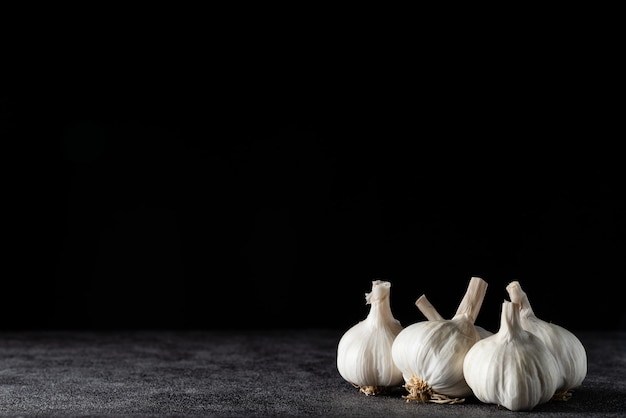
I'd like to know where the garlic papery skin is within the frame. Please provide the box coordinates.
[415,294,493,339]
[506,280,588,400]
[463,300,562,411]
[336,280,404,395]
[391,276,488,403]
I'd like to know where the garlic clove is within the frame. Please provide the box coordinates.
[463,300,562,411]
[336,280,404,395]
[392,276,488,403]
[506,280,588,400]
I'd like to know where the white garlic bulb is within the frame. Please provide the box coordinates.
[463,300,562,411]
[506,280,587,400]
[336,280,404,395]
[415,294,494,339]
[391,276,488,403]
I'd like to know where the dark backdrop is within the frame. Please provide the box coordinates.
[3,13,624,333]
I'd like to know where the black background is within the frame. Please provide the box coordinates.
[3,9,624,333]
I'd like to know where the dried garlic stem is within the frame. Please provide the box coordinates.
[505,281,533,313]
[415,294,444,321]
[453,276,488,324]
[402,376,465,404]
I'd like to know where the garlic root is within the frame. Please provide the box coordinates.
[552,390,573,401]
[352,384,390,396]
[402,376,465,404]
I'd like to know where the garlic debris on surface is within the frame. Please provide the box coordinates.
[415,294,493,339]
[391,276,488,403]
[336,280,404,395]
[463,300,562,411]
[506,280,587,400]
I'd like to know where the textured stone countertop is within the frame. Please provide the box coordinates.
[0,329,624,417]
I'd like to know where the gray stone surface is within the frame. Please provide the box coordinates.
[0,329,624,417]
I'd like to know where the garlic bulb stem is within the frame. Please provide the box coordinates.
[415,294,444,321]
[505,281,535,313]
[366,281,396,328]
[417,293,493,338]
[453,276,488,323]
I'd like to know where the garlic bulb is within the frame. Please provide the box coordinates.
[391,276,488,403]
[336,280,404,395]
[415,294,493,339]
[506,280,587,400]
[463,300,562,411]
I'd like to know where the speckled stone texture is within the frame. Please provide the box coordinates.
[0,329,624,417]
